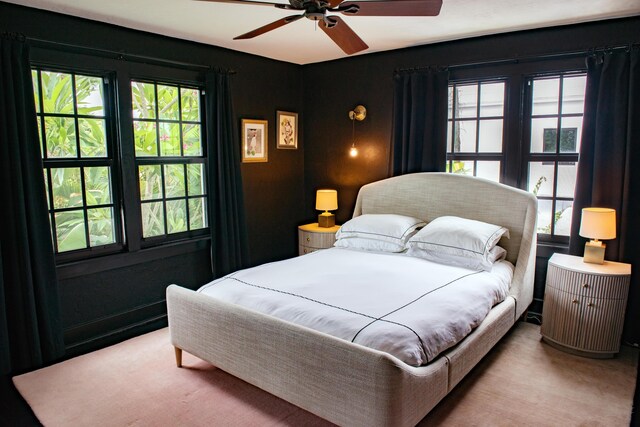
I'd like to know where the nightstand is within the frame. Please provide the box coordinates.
[298,223,340,256]
[541,253,631,358]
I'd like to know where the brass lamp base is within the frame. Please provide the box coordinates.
[318,213,335,228]
[584,241,606,264]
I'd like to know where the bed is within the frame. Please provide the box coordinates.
[166,172,537,427]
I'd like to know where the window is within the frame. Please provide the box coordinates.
[33,69,121,256]
[446,59,587,243]
[131,81,208,242]
[526,74,586,238]
[446,81,505,182]
[32,65,209,261]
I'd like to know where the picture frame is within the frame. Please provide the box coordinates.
[241,119,268,163]
[276,111,298,150]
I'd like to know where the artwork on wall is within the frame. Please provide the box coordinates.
[241,119,268,162]
[276,111,298,149]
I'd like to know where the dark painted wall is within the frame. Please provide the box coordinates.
[302,17,640,222]
[0,1,304,354]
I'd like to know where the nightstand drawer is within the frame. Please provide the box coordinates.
[298,245,319,256]
[298,229,336,249]
[547,261,630,299]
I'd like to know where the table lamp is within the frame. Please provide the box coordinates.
[316,189,338,228]
[579,207,616,264]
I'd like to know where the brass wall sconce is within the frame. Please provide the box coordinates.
[348,105,366,157]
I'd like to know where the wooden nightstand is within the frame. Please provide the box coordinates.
[541,253,631,358]
[298,223,340,256]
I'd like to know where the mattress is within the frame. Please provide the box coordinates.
[198,247,513,366]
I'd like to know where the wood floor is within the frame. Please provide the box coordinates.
[2,322,639,427]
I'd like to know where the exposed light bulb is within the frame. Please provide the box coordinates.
[349,146,358,157]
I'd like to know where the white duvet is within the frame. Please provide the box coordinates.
[198,247,513,366]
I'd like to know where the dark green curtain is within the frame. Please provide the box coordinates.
[0,34,64,375]
[390,68,449,175]
[205,71,249,278]
[569,47,640,344]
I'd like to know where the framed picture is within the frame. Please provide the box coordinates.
[241,119,268,163]
[276,111,298,149]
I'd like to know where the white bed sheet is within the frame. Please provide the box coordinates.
[198,248,513,366]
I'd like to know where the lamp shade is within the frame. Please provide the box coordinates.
[316,189,338,211]
[579,207,616,240]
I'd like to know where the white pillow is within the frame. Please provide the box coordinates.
[334,237,406,253]
[335,214,426,250]
[406,216,509,271]
[407,245,507,271]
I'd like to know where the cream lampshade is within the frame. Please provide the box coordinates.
[316,189,338,228]
[579,207,616,264]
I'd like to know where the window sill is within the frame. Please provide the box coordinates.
[57,237,210,280]
[536,241,570,258]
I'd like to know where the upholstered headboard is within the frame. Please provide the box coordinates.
[352,173,538,319]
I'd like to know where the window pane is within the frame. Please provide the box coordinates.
[134,121,158,156]
[158,84,180,120]
[478,119,503,152]
[45,117,77,158]
[181,88,200,122]
[41,72,73,114]
[561,76,587,114]
[88,207,115,246]
[166,200,187,234]
[447,160,474,175]
[141,202,165,237]
[55,210,87,252]
[447,86,453,119]
[453,120,476,152]
[84,167,112,206]
[37,117,44,157]
[187,164,205,196]
[532,78,559,116]
[556,162,578,198]
[164,164,185,198]
[189,197,207,230]
[159,122,181,156]
[559,116,583,153]
[554,200,573,237]
[131,82,156,119]
[43,171,50,209]
[183,124,202,156]
[139,165,163,200]
[476,161,500,182]
[78,118,107,157]
[32,70,40,113]
[455,85,478,118]
[528,162,555,197]
[536,199,553,235]
[75,75,104,116]
[51,167,83,209]
[479,82,504,117]
[530,117,558,153]
[446,121,453,153]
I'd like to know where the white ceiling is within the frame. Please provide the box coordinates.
[5,0,640,64]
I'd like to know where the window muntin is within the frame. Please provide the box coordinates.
[131,81,207,241]
[446,81,505,183]
[526,74,586,238]
[33,69,120,254]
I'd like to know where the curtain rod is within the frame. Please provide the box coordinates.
[394,43,638,74]
[27,37,236,74]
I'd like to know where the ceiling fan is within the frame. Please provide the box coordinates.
[197,0,443,55]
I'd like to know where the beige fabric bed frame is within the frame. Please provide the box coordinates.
[167,172,537,427]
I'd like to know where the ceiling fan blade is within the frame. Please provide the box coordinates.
[234,14,304,39]
[319,16,368,55]
[327,0,344,7]
[195,0,294,9]
[339,0,442,16]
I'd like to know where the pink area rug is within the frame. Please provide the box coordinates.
[13,328,333,426]
[13,323,638,426]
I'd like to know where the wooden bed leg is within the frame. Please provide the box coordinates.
[174,346,183,368]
